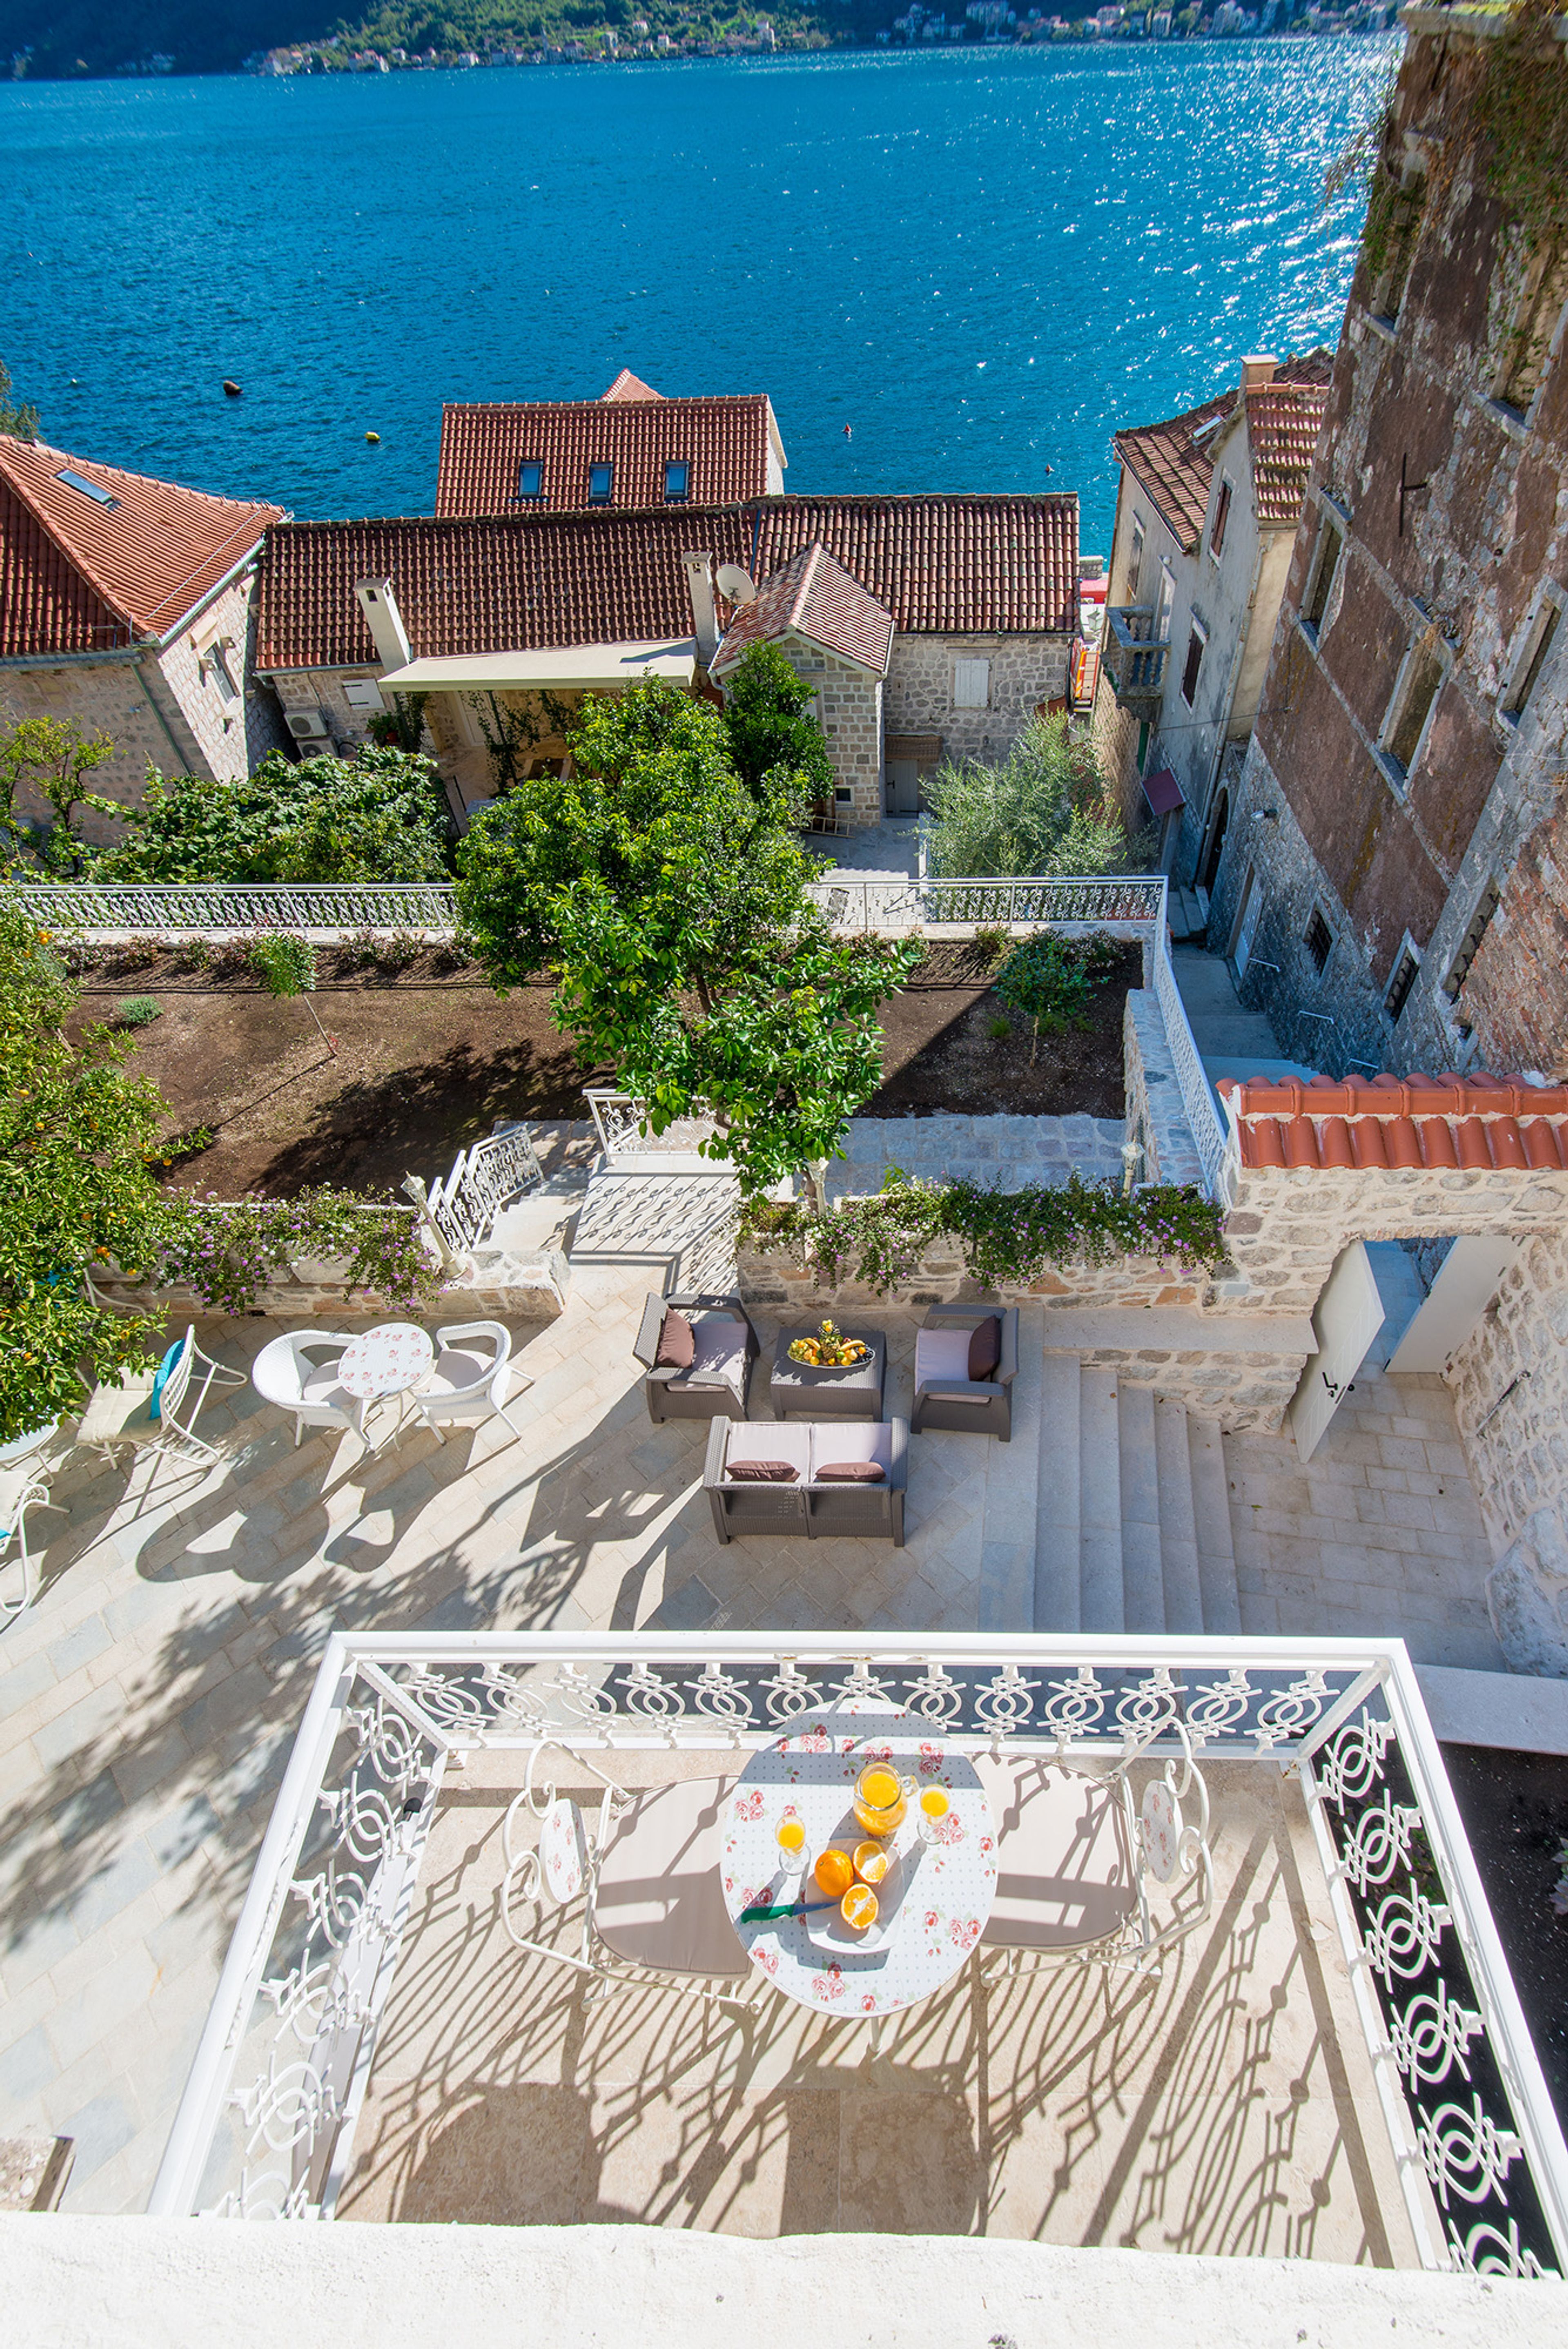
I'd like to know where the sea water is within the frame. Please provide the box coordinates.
[0,40,1394,543]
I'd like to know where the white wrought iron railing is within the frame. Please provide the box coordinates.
[419,1120,545,1255]
[1149,906,1230,1195]
[147,1632,1568,2279]
[584,1088,730,1167]
[8,880,460,935]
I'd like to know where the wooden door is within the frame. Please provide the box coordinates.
[1289,1240,1387,1462]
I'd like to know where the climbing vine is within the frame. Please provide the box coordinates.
[739,1173,1227,1298]
[1471,0,1568,254]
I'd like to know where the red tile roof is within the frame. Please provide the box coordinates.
[712,541,896,677]
[1246,379,1332,527]
[1113,351,1332,553]
[0,435,283,658]
[435,388,784,518]
[254,494,1079,672]
[1217,1073,1568,1173]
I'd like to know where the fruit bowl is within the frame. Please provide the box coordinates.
[788,1318,871,1370]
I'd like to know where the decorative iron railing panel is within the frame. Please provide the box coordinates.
[584,1088,728,1166]
[1150,915,1229,1196]
[424,1120,545,1254]
[147,1632,1568,2272]
[7,880,460,934]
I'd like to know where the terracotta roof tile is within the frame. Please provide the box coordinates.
[435,389,782,517]
[254,494,1079,672]
[1216,1073,1568,1175]
[712,541,896,677]
[1113,350,1332,553]
[1246,379,1332,526]
[0,434,283,657]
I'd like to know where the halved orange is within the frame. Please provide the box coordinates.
[840,1883,879,1932]
[853,1840,890,1884]
[814,1846,855,1899]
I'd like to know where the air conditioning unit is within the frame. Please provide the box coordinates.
[285,709,331,742]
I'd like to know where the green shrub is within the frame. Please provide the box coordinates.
[987,1014,1013,1042]
[246,933,316,997]
[973,925,1011,966]
[116,995,162,1028]
[378,928,423,971]
[926,715,1133,879]
[174,936,213,972]
[995,933,1094,1061]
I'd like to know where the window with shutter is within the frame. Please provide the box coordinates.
[952,659,990,708]
[1303,517,1343,635]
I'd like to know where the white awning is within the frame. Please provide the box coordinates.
[375,639,697,693]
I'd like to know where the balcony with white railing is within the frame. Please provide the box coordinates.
[150,1633,1567,2279]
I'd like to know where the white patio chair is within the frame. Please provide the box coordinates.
[412,1320,529,1443]
[76,1326,244,1467]
[976,1718,1213,1980]
[250,1331,369,1448]
[0,1455,68,1630]
[500,1739,630,1986]
[500,1758,756,2014]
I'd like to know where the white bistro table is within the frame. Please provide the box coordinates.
[720,1706,996,2030]
[337,1323,435,1447]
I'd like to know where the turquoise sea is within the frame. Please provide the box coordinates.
[0,41,1394,546]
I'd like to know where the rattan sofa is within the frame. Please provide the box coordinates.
[703,1417,908,1545]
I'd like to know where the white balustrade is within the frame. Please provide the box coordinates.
[1149,906,1230,1195]
[422,1121,545,1254]
[9,880,459,936]
[146,1631,1568,2279]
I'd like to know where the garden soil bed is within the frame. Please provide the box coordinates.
[69,936,1139,1200]
[1439,1742,1568,2136]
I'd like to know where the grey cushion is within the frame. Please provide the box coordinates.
[681,1318,747,1391]
[915,1327,973,1387]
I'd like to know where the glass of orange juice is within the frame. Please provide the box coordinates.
[776,1813,808,1877]
[853,1763,910,1838]
[917,1785,951,1846]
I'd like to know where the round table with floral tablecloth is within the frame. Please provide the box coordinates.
[336,1322,435,1401]
[720,1707,996,2020]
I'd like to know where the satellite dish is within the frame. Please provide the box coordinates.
[716,563,756,606]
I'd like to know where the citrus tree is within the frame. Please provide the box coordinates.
[0,712,120,875]
[91,746,451,884]
[0,906,166,1443]
[457,676,917,1197]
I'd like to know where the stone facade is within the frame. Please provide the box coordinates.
[1443,1225,1568,1555]
[1207,10,1568,1082]
[761,635,884,824]
[4,568,287,841]
[883,632,1071,773]
[91,1242,568,1325]
[1123,990,1206,1187]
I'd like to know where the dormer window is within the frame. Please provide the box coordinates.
[56,467,119,509]
[588,462,614,505]
[517,459,543,501]
[663,459,690,503]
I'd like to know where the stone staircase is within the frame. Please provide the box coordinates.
[1033,1355,1243,1634]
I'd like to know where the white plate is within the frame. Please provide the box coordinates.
[805,1844,915,1957]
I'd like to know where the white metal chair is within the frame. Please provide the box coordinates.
[499,1747,756,2013]
[250,1331,369,1448]
[0,1453,67,1630]
[412,1320,529,1443]
[76,1326,244,1466]
[976,1718,1213,1979]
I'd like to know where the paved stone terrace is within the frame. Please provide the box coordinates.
[829,1114,1125,1199]
[0,1193,1501,2219]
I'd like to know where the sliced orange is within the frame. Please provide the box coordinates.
[814,1846,855,1899]
[853,1840,890,1884]
[840,1883,879,1932]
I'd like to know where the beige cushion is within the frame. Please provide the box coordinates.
[975,1753,1136,1952]
[915,1328,974,1388]
[725,1422,811,1478]
[593,1777,747,1977]
[809,1421,893,1477]
[76,1374,158,1446]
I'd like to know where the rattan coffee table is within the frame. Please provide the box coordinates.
[769,1329,886,1421]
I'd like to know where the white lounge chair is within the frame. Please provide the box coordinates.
[250,1330,368,1448]
[0,1453,67,1630]
[411,1320,528,1443]
[76,1326,244,1466]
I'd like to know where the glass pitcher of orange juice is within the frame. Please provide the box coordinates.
[853,1762,911,1837]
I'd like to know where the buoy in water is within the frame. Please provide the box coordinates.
[222,379,242,397]
[365,430,381,444]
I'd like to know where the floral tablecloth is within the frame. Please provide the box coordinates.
[721,1708,996,2018]
[337,1322,435,1401]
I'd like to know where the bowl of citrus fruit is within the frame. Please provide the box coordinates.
[808,1838,901,1952]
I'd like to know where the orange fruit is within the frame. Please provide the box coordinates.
[840,1884,879,1932]
[853,1840,890,1884]
[815,1847,854,1899]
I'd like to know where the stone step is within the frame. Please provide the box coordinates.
[1154,1398,1205,1634]
[1034,1351,1082,1631]
[1077,1365,1125,1633]
[1117,1383,1166,1632]
[1190,1421,1243,1634]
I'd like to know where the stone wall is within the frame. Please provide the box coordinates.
[1443,1226,1568,1554]
[1123,990,1206,1187]
[92,1242,569,1326]
[884,632,1071,770]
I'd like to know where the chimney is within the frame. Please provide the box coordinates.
[354,577,412,671]
[683,549,719,666]
[1241,354,1278,392]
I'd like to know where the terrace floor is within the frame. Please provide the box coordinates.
[0,1183,1500,2215]
[335,1748,1422,2262]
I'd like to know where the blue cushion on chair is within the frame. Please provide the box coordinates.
[149,1341,184,1422]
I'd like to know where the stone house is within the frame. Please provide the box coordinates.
[434,368,787,518]
[252,493,1079,826]
[0,434,286,838]
[1094,350,1331,913]
[1207,5,1568,1087]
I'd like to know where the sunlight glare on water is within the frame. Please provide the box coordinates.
[0,41,1394,543]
